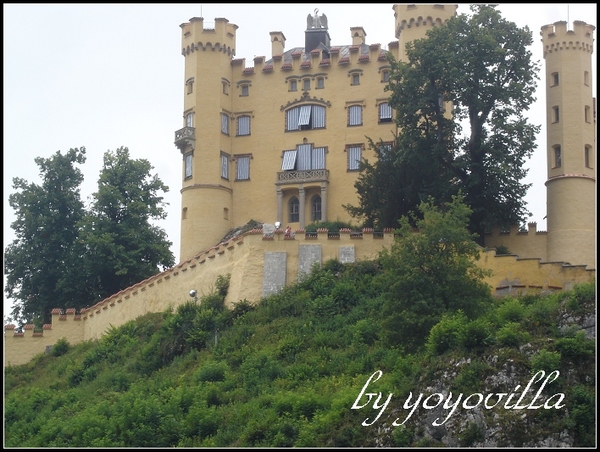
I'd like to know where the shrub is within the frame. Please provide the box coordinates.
[565,281,595,314]
[531,349,561,374]
[51,337,70,357]
[196,361,228,382]
[459,421,484,447]
[496,298,526,324]
[304,220,355,233]
[459,317,495,351]
[452,360,491,393]
[496,322,530,347]
[426,311,467,356]
[553,331,594,362]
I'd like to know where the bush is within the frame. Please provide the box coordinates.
[51,337,70,357]
[459,317,494,351]
[531,349,561,374]
[565,281,595,314]
[196,361,228,382]
[496,322,530,347]
[304,220,355,233]
[496,298,526,324]
[553,331,594,362]
[426,312,467,356]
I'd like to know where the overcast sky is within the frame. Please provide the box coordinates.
[3,3,597,318]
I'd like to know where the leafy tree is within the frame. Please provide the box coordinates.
[350,5,540,244]
[4,148,87,325]
[377,194,492,352]
[344,138,454,230]
[79,147,175,300]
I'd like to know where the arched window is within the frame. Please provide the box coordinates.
[286,105,326,131]
[378,102,393,123]
[289,197,300,223]
[311,195,322,221]
[348,105,362,126]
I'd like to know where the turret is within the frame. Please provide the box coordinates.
[541,19,596,268]
[175,17,238,261]
[392,3,457,61]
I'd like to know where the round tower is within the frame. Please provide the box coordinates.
[392,3,457,62]
[175,17,238,261]
[541,20,596,269]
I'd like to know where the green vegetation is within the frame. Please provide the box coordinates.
[5,146,174,327]
[346,5,540,243]
[5,203,595,447]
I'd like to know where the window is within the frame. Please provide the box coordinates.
[585,145,592,168]
[551,72,559,86]
[348,105,362,126]
[311,195,322,221]
[585,106,591,123]
[221,113,229,134]
[223,207,229,220]
[221,152,229,180]
[378,102,393,123]
[222,80,229,94]
[182,207,188,220]
[552,106,559,123]
[347,145,362,171]
[584,71,589,86]
[378,142,393,159]
[381,70,390,83]
[241,85,249,97]
[286,105,326,131]
[290,80,298,92]
[281,144,326,171]
[303,78,311,91]
[316,77,325,89]
[185,112,194,128]
[289,197,299,223]
[235,155,251,180]
[186,77,194,94]
[553,145,562,168]
[351,73,360,85]
[184,152,193,179]
[237,115,251,136]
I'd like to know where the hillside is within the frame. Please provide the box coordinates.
[4,262,596,447]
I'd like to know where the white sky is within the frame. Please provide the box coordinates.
[3,3,597,319]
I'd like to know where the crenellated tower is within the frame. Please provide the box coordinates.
[392,3,458,62]
[541,20,596,268]
[175,17,238,261]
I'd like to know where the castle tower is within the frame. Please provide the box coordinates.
[392,3,457,62]
[541,20,596,269]
[175,17,238,261]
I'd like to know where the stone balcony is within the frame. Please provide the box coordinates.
[174,126,195,153]
[276,169,329,185]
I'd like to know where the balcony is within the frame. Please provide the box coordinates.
[174,126,195,153]
[276,169,329,185]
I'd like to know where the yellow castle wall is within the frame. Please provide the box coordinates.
[176,5,458,261]
[5,228,595,367]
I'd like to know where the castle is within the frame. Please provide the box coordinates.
[4,4,596,366]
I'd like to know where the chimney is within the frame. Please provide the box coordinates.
[270,31,286,57]
[350,27,366,45]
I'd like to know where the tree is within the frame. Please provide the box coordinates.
[79,147,175,300]
[351,5,541,244]
[5,146,176,327]
[376,194,492,352]
[4,148,87,325]
[344,137,455,230]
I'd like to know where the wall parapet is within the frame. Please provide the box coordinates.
[5,225,595,367]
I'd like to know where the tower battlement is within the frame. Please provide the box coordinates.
[180,17,238,57]
[541,20,596,56]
